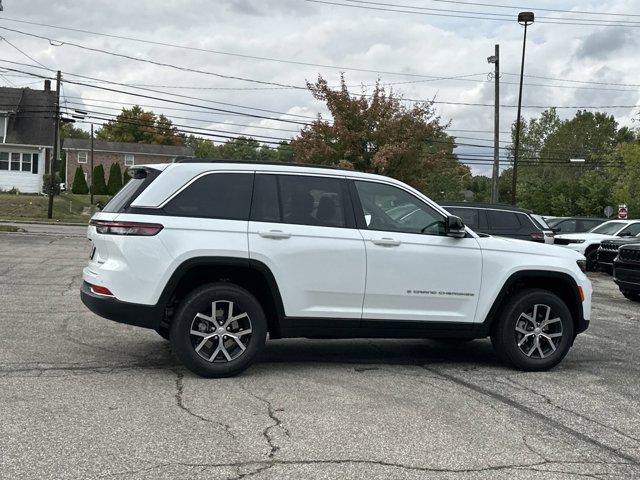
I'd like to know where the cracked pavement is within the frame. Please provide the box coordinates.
[1,229,639,479]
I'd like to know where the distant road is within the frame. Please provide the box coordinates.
[0,221,87,237]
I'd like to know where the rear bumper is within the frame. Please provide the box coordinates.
[80,281,161,329]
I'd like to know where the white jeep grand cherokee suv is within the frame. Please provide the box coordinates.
[81,160,592,377]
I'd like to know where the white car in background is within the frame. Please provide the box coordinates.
[555,220,640,271]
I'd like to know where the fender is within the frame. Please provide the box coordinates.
[156,256,286,334]
[477,269,585,337]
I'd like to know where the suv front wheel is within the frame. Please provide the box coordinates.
[491,289,574,371]
[170,283,267,378]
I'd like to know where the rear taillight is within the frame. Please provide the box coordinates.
[90,220,163,236]
[90,284,113,296]
[530,232,544,241]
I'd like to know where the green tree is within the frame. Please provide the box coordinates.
[92,164,108,195]
[107,163,123,195]
[509,109,624,215]
[71,166,89,194]
[290,75,466,199]
[97,106,184,145]
[610,143,640,217]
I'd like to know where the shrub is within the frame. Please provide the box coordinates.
[107,162,123,195]
[92,164,108,195]
[42,173,61,195]
[123,169,132,185]
[71,166,89,194]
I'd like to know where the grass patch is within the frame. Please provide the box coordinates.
[0,193,111,223]
[0,225,22,232]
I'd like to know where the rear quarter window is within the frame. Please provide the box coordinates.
[164,172,254,220]
[487,210,521,230]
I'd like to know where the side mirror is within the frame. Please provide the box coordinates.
[445,215,466,238]
[551,227,560,233]
[95,201,103,212]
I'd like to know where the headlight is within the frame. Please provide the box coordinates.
[577,259,587,272]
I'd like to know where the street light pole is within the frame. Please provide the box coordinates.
[511,11,534,206]
[488,44,500,203]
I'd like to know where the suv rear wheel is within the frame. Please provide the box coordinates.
[170,283,267,378]
[491,289,574,371]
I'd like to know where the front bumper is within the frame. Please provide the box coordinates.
[80,281,162,329]
[613,261,640,293]
[597,249,617,267]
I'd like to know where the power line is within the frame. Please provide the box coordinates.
[341,0,640,25]
[417,0,640,18]
[303,0,640,27]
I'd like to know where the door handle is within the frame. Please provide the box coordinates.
[258,230,291,239]
[371,237,401,247]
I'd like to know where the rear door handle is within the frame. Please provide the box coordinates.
[258,230,291,239]
[371,237,401,247]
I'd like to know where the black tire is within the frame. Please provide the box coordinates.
[155,326,171,341]
[585,248,599,272]
[491,288,574,371]
[170,283,267,378]
[621,290,640,302]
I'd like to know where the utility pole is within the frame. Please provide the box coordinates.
[90,123,94,205]
[46,70,61,219]
[487,44,500,203]
[511,12,534,205]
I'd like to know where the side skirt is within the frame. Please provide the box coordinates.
[279,317,482,340]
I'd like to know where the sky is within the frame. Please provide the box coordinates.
[1,0,639,175]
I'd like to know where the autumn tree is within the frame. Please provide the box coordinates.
[97,106,184,146]
[290,76,467,199]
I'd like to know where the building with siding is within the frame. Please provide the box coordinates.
[0,82,55,193]
[62,139,193,185]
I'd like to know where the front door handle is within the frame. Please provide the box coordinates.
[258,230,291,239]
[371,237,401,247]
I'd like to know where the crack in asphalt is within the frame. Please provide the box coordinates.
[172,369,235,439]
[97,457,637,479]
[421,365,640,466]
[238,384,290,458]
[504,377,640,446]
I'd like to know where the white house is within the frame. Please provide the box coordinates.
[0,81,54,193]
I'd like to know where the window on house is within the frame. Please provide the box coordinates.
[78,151,88,164]
[0,116,6,143]
[10,153,20,171]
[21,153,32,172]
[0,152,8,170]
[124,154,135,166]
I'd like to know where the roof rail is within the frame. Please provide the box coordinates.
[173,157,350,171]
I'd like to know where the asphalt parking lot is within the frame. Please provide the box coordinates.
[1,227,639,479]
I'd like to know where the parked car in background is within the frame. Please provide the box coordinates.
[555,220,640,271]
[547,217,607,234]
[613,244,640,302]
[439,202,554,244]
[597,236,640,273]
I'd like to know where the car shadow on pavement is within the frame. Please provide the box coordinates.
[254,338,503,369]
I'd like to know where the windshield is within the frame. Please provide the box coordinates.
[589,221,625,235]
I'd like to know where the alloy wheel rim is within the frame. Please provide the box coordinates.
[515,303,563,359]
[189,300,252,363]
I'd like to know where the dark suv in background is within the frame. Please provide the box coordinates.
[439,202,554,243]
[614,244,640,302]
[547,217,607,234]
[598,236,640,273]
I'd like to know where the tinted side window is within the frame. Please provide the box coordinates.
[618,223,640,237]
[555,219,577,233]
[164,172,253,220]
[487,210,521,230]
[251,174,280,222]
[446,207,479,229]
[278,175,348,228]
[578,220,601,232]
